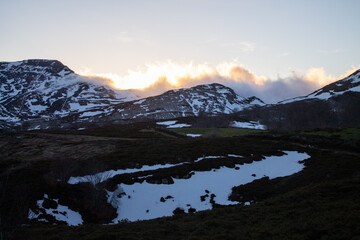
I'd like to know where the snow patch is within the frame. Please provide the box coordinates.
[167,123,191,128]
[109,151,309,222]
[80,111,103,117]
[156,120,177,126]
[186,134,202,138]
[230,121,266,130]
[133,99,146,105]
[29,194,83,226]
[156,120,191,128]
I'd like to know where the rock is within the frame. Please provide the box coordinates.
[42,198,58,209]
[200,194,209,202]
[172,207,185,215]
[188,208,196,213]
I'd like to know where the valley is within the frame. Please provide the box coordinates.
[1,125,359,239]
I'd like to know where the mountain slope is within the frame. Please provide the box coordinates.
[66,83,265,126]
[238,69,360,130]
[280,69,360,104]
[0,60,265,130]
[0,59,138,126]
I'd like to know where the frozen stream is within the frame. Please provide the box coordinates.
[108,151,309,222]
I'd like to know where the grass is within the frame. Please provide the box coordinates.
[16,177,360,240]
[297,128,360,141]
[2,127,360,239]
[170,127,266,137]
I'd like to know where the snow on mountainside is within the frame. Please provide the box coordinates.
[0,59,265,130]
[279,69,360,104]
[0,59,138,125]
[238,69,360,130]
[76,83,265,122]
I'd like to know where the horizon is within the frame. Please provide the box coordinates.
[1,0,360,102]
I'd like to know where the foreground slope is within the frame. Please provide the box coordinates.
[1,127,359,239]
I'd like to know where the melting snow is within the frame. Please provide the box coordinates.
[156,120,178,126]
[156,120,191,128]
[230,121,266,130]
[29,194,83,226]
[109,151,309,222]
[133,99,146,105]
[186,134,202,138]
[68,162,185,185]
[227,154,243,158]
[80,111,103,117]
[69,154,240,185]
[167,123,191,128]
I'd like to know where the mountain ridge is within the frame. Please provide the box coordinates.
[1,59,359,131]
[0,59,139,127]
[0,59,264,130]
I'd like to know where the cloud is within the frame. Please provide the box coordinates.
[78,61,356,103]
[136,64,347,103]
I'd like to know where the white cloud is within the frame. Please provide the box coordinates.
[79,61,356,103]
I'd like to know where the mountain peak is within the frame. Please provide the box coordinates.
[279,68,360,104]
[0,59,74,77]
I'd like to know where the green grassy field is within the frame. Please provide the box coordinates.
[170,127,266,137]
[296,128,360,141]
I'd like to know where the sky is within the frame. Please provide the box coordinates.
[1,0,360,102]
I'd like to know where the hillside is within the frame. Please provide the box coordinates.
[1,126,359,239]
[0,59,138,129]
[238,69,360,130]
[0,60,264,131]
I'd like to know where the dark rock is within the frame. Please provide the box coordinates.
[172,207,185,215]
[188,208,196,213]
[42,198,58,209]
[200,194,209,202]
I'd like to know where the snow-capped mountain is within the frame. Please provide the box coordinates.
[238,69,360,130]
[279,69,360,104]
[0,59,138,126]
[70,83,265,124]
[0,60,265,130]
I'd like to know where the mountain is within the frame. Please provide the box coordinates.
[0,59,138,127]
[70,83,265,123]
[279,69,360,104]
[238,69,360,130]
[0,60,264,130]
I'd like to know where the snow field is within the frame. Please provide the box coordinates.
[108,151,309,222]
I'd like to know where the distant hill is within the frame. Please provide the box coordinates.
[238,69,360,130]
